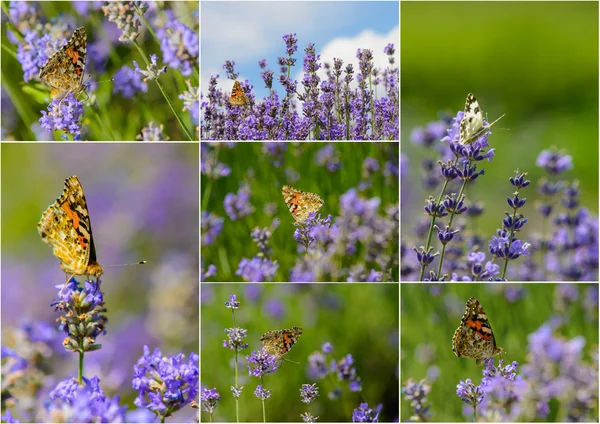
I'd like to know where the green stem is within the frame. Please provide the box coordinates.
[78,351,84,384]
[540,215,547,280]
[418,156,460,280]
[134,3,161,46]
[436,172,469,278]
[261,377,266,423]
[235,349,239,423]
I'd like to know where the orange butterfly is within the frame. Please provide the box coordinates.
[229,80,249,106]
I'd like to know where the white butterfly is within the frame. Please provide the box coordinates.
[459,93,505,145]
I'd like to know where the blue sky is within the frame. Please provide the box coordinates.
[201,1,399,101]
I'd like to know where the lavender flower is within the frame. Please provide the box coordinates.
[230,385,243,398]
[332,354,362,392]
[101,1,144,42]
[201,211,224,246]
[158,10,199,76]
[179,80,200,125]
[201,388,220,414]
[251,226,274,257]
[133,54,167,82]
[224,294,240,309]
[201,264,217,281]
[39,94,85,141]
[477,361,525,421]
[315,144,341,172]
[236,257,278,282]
[1,409,17,423]
[254,384,271,400]
[113,65,148,98]
[48,376,126,422]
[224,184,254,220]
[132,346,199,420]
[402,378,432,421]
[201,143,232,179]
[488,170,531,280]
[352,402,382,422]
[536,148,573,174]
[520,321,597,420]
[223,328,248,351]
[51,279,107,353]
[136,121,170,141]
[455,378,484,407]
[300,383,319,403]
[301,412,320,422]
[247,349,278,377]
[293,213,332,250]
[307,351,329,379]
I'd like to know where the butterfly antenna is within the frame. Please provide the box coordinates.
[105,261,147,268]
[486,113,506,128]
[283,358,299,365]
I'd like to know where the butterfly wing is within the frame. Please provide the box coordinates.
[281,185,323,224]
[39,27,87,100]
[261,327,302,359]
[452,297,500,364]
[38,176,102,277]
[229,81,249,106]
[459,93,484,144]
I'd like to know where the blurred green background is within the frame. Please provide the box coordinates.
[401,2,598,234]
[401,283,599,422]
[1,143,198,421]
[201,283,399,421]
[201,142,399,281]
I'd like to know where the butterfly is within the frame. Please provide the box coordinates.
[459,93,505,144]
[229,80,249,106]
[281,185,324,225]
[39,27,87,103]
[261,326,302,360]
[38,176,103,287]
[452,297,503,365]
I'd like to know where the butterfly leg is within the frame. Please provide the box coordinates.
[59,272,76,295]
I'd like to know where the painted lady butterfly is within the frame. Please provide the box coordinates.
[38,176,103,284]
[261,326,302,360]
[452,297,503,365]
[39,27,87,103]
[459,93,505,145]
[229,80,249,106]
[281,185,324,225]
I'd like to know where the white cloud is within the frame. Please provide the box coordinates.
[294,26,399,92]
[202,2,328,63]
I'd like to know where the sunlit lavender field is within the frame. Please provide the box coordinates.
[201,283,399,422]
[201,142,399,282]
[401,283,598,422]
